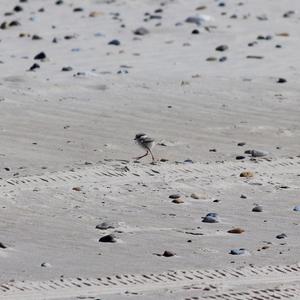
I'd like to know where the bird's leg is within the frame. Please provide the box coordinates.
[133,150,149,160]
[147,147,155,162]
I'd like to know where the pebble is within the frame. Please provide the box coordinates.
[276,233,287,239]
[99,234,117,243]
[252,205,263,212]
[236,156,245,160]
[190,193,200,199]
[32,35,42,40]
[34,52,47,60]
[202,213,220,223]
[191,29,200,34]
[72,187,81,191]
[293,205,300,212]
[206,57,217,61]
[162,250,176,257]
[240,194,247,199]
[277,78,287,83]
[228,228,245,234]
[108,39,121,46]
[61,66,73,72]
[215,45,228,52]
[0,242,7,249]
[250,150,268,157]
[169,194,181,199]
[240,171,254,178]
[229,248,246,255]
[41,262,51,268]
[133,27,149,35]
[29,63,40,71]
[172,198,184,204]
[219,56,227,62]
[237,142,246,146]
[96,222,115,230]
[185,16,204,26]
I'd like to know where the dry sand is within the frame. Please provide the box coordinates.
[0,0,300,299]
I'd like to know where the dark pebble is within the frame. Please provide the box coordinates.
[9,20,21,27]
[162,250,176,257]
[215,45,228,52]
[32,35,42,40]
[202,213,220,223]
[277,78,287,83]
[34,52,46,60]
[237,142,246,146]
[293,205,300,212]
[29,63,40,71]
[191,29,200,34]
[236,156,245,160]
[252,205,263,212]
[61,66,73,72]
[96,222,115,230]
[169,194,181,199]
[276,233,287,239]
[219,56,227,62]
[99,234,117,243]
[14,5,23,12]
[108,39,120,46]
[229,248,246,255]
[133,27,149,35]
[73,7,83,12]
[0,242,7,249]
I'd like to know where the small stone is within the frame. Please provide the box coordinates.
[283,10,295,18]
[0,242,7,249]
[190,193,200,199]
[73,7,84,12]
[228,228,245,234]
[41,262,51,268]
[202,213,219,223]
[72,187,81,191]
[277,78,287,83]
[162,250,175,257]
[276,233,287,239]
[230,248,246,255]
[169,194,181,199]
[250,150,268,157]
[14,5,23,12]
[172,198,184,204]
[29,63,40,71]
[32,35,42,40]
[96,222,115,230]
[61,66,73,72]
[240,194,247,199]
[9,20,20,27]
[293,205,300,212]
[206,57,217,61]
[34,52,46,60]
[236,156,245,160]
[240,171,254,178]
[219,56,227,62]
[252,205,263,212]
[108,39,120,46]
[191,29,200,34]
[215,45,228,52]
[99,234,117,243]
[133,27,149,35]
[237,142,246,146]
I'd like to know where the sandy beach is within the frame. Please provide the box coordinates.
[0,0,300,299]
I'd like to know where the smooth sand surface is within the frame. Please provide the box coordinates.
[0,0,300,299]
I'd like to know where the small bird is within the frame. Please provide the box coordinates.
[134,133,155,162]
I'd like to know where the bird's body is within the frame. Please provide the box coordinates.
[134,133,156,161]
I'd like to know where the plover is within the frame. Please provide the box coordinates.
[134,133,155,162]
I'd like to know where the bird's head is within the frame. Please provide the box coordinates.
[134,133,147,140]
